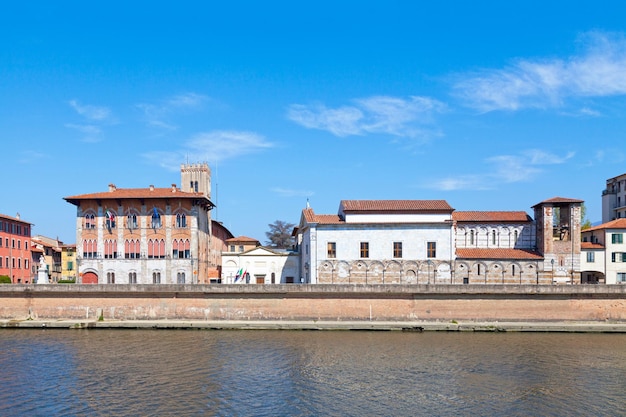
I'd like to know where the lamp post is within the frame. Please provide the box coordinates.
[551,258,555,284]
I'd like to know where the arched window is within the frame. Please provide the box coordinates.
[151,208,162,229]
[128,272,137,284]
[492,230,497,245]
[105,210,116,231]
[127,212,138,230]
[104,239,117,259]
[153,271,161,284]
[107,272,115,284]
[177,272,186,284]
[470,230,475,245]
[176,213,187,228]
[84,213,96,229]
[125,239,140,259]
[83,239,97,258]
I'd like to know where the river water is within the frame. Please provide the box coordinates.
[0,329,624,416]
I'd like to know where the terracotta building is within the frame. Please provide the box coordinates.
[64,163,219,284]
[0,213,33,284]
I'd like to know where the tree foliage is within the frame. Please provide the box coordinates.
[265,220,295,249]
[581,203,592,230]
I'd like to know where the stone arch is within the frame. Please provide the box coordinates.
[351,260,369,284]
[419,260,437,284]
[403,261,418,284]
[368,260,385,284]
[471,261,489,284]
[508,261,523,284]
[318,260,335,284]
[384,260,403,284]
[335,260,351,284]
[435,261,452,284]
[81,269,98,284]
[456,261,471,284]
[490,262,505,284]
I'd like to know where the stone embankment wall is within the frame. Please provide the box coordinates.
[1,284,625,322]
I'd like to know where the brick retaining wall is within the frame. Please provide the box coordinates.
[1,284,625,322]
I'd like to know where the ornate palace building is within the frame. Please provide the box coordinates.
[64,163,219,284]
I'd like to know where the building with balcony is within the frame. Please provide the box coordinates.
[602,172,626,222]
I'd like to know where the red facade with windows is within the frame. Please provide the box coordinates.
[0,213,33,284]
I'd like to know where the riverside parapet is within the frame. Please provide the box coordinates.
[1,284,625,325]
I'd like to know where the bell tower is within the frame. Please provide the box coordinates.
[180,163,211,198]
[532,197,583,284]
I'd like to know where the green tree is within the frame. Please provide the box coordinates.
[581,203,592,230]
[265,220,295,249]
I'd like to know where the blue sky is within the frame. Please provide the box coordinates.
[2,1,626,244]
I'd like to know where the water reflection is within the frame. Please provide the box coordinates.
[0,330,624,416]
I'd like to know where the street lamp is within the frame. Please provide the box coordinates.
[551,258,555,284]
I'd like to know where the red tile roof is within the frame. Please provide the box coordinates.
[456,248,543,260]
[225,236,260,244]
[0,213,33,224]
[302,208,343,224]
[65,186,214,207]
[581,242,604,250]
[532,196,584,207]
[584,218,626,232]
[453,211,532,222]
[340,200,453,213]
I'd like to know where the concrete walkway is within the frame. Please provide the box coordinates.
[2,318,626,332]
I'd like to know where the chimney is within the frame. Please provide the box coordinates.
[171,184,177,192]
[108,184,116,192]
[149,185,155,191]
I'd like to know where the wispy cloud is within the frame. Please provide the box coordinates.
[143,130,273,171]
[64,123,103,143]
[270,187,315,198]
[17,150,48,164]
[287,95,445,139]
[453,31,626,112]
[424,149,574,191]
[66,100,114,142]
[137,92,209,130]
[69,100,112,121]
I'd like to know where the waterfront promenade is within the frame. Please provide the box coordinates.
[3,318,626,332]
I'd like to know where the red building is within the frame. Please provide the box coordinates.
[0,213,33,283]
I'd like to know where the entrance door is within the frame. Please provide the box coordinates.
[82,272,98,284]
[256,275,265,284]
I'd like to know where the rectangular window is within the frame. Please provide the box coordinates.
[427,242,436,258]
[327,242,336,258]
[611,253,626,262]
[393,242,402,258]
[587,252,595,263]
[612,233,623,244]
[230,245,235,252]
[617,273,626,283]
[360,242,369,258]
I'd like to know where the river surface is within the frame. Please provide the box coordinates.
[0,329,624,416]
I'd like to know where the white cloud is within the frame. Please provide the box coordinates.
[423,149,574,191]
[453,32,626,112]
[143,130,273,171]
[137,92,209,130]
[68,100,112,121]
[287,95,445,139]
[270,187,315,198]
[64,123,103,143]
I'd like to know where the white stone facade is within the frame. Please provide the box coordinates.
[221,247,299,284]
